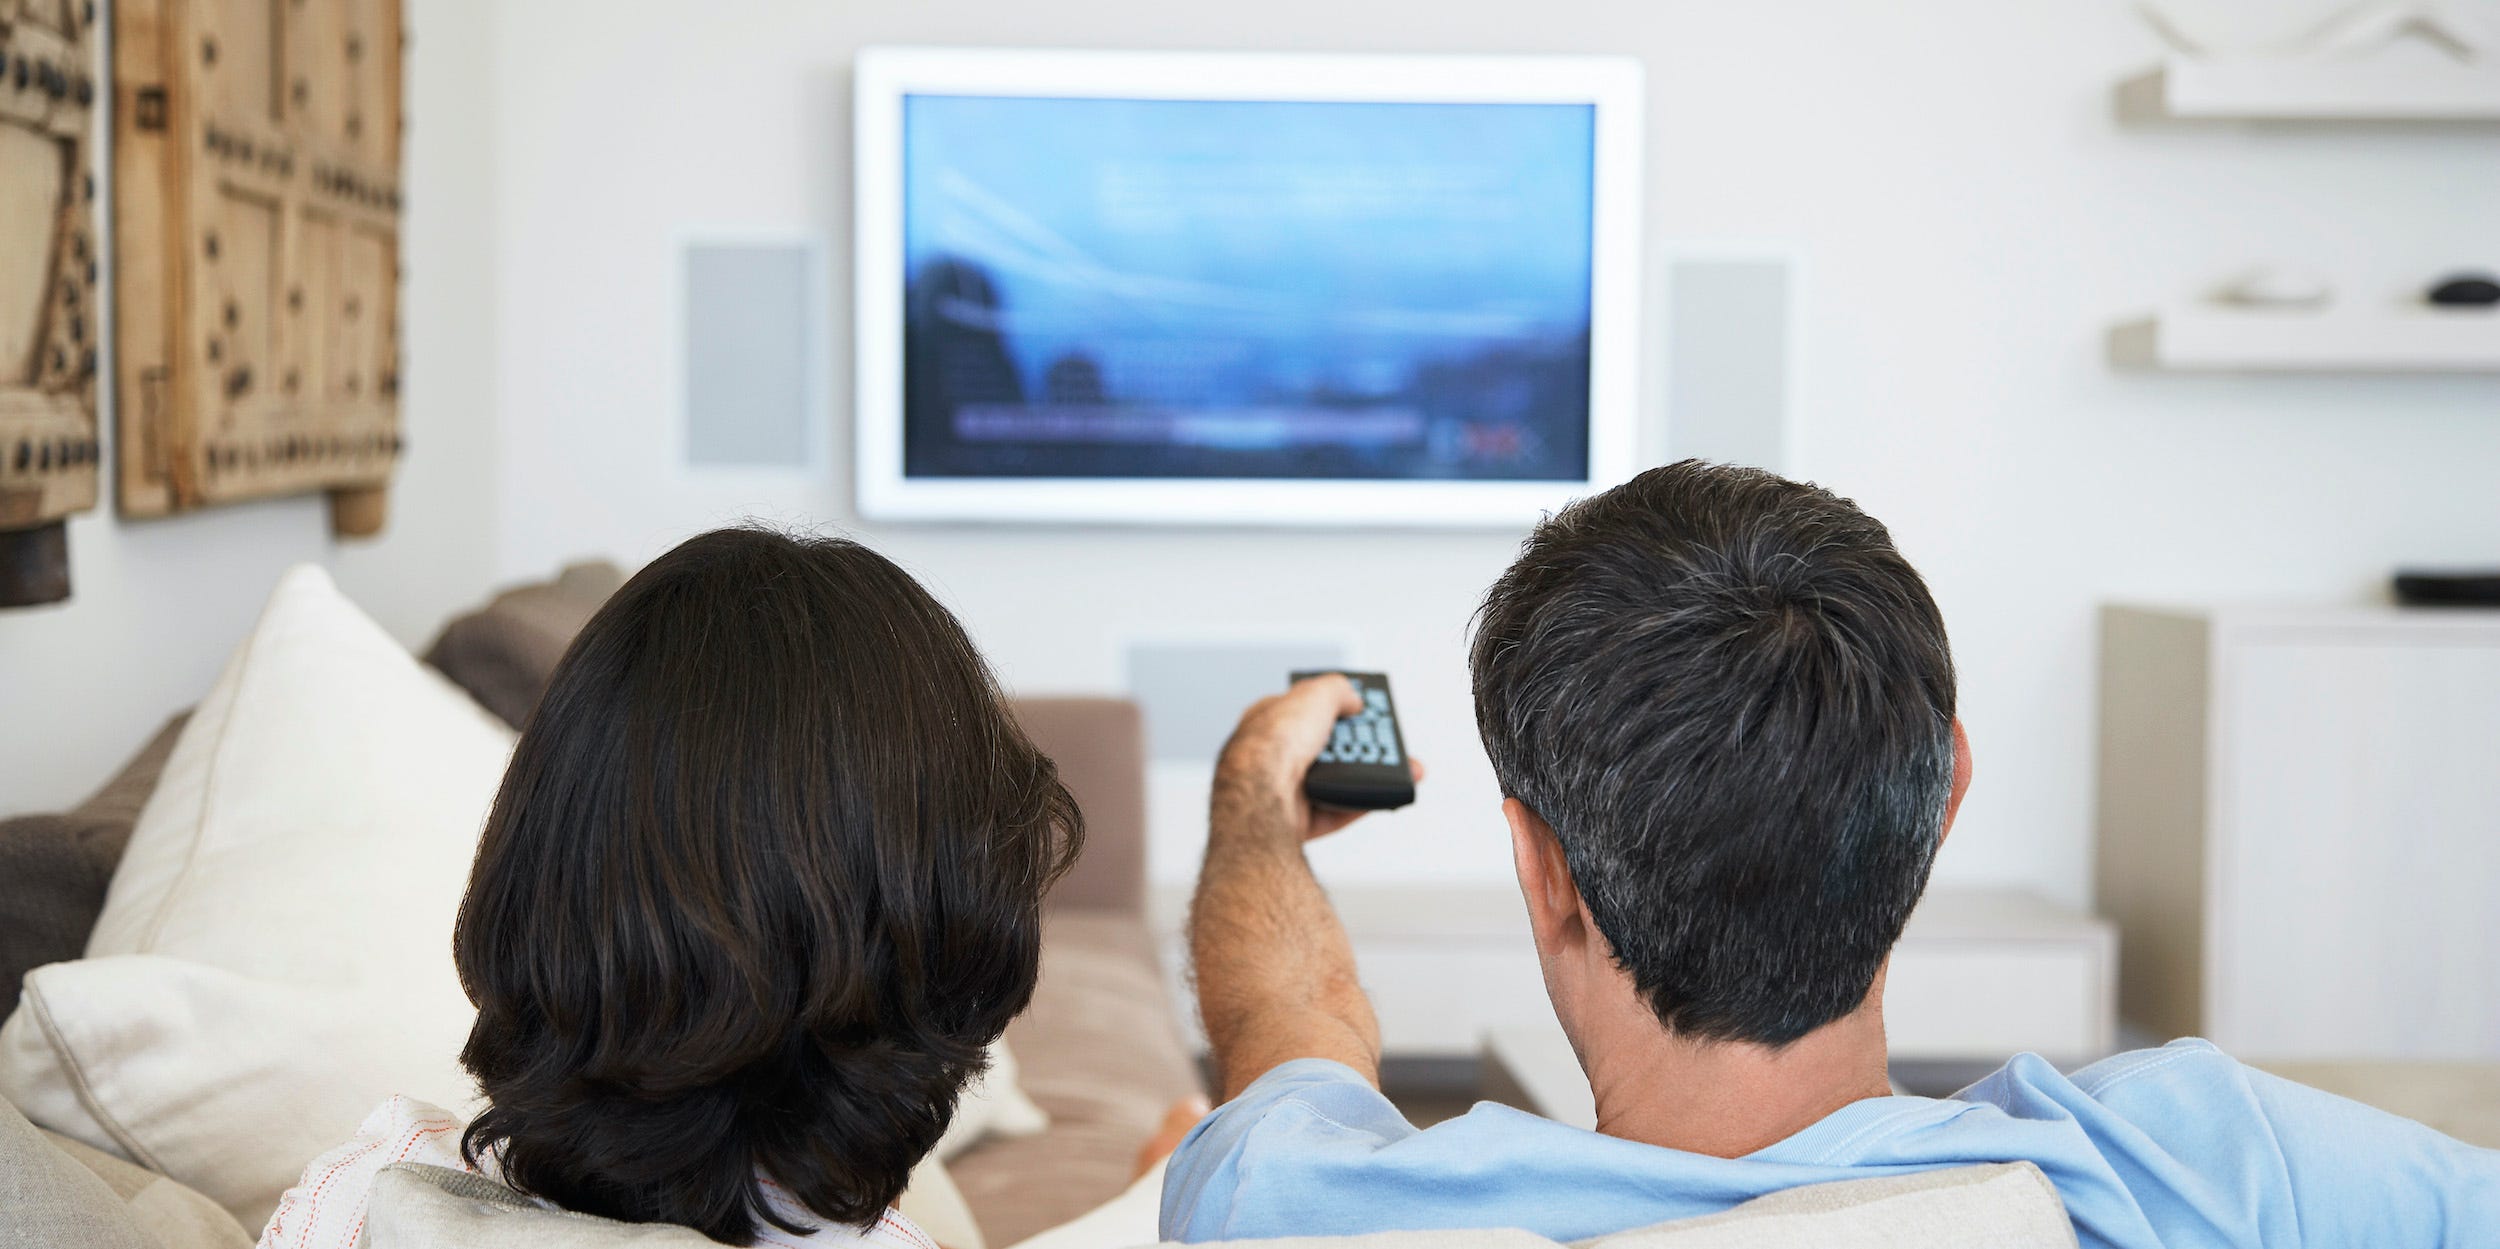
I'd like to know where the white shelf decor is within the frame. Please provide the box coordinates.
[2119,54,2500,120]
[2109,307,2500,372]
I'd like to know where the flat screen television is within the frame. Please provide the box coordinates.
[853,48,1644,526]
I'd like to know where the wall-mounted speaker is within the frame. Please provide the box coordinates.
[683,242,819,468]
[1125,639,1350,763]
[1657,251,1797,473]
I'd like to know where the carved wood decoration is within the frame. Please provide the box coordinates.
[0,0,102,607]
[114,0,403,537]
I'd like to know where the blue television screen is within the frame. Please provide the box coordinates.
[900,94,1597,482]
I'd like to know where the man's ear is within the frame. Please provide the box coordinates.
[1506,798,1584,952]
[1940,718,1974,848]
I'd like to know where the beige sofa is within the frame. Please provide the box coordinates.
[0,565,1200,1249]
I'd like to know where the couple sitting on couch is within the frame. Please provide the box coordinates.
[269,462,2498,1249]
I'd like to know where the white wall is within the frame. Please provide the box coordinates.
[484,0,2500,904]
[0,0,501,815]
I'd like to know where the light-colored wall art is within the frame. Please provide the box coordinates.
[0,0,104,607]
[113,0,404,538]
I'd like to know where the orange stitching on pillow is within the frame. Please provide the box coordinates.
[294,1134,388,1245]
[339,1119,465,1247]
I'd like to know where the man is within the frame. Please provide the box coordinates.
[1164,462,2498,1249]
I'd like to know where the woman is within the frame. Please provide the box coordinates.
[262,528,1084,1248]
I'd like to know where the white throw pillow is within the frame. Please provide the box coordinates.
[936,1040,1051,1161]
[0,565,516,1233]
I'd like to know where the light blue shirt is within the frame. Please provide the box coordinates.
[1160,1040,2500,1248]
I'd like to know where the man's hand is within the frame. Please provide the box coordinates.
[1191,675,1424,1103]
[1214,674,1423,844]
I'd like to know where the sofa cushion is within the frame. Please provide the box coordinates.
[1,1089,161,1249]
[1581,1162,2073,1249]
[0,565,517,1234]
[952,911,1205,1247]
[2,1089,251,1249]
[0,715,187,1019]
[41,1125,255,1249]
[1012,699,1148,914]
[421,561,628,729]
[994,1161,2070,1249]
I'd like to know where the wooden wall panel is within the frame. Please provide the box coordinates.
[114,0,404,536]
[0,0,103,606]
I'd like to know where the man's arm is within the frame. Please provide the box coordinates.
[1189,676,1413,1102]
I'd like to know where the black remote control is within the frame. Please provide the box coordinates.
[1291,670,1416,811]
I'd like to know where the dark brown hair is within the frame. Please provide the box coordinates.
[453,527,1081,1243]
[1472,461,1955,1046]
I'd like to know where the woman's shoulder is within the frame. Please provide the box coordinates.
[259,1096,942,1249]
[258,1095,474,1249]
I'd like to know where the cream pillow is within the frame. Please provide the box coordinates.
[0,565,516,1232]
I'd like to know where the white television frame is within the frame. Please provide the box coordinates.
[853,46,1645,527]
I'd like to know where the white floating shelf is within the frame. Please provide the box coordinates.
[2119,55,2500,121]
[2110,308,2500,372]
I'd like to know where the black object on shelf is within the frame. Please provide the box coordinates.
[2393,570,2500,608]
[2426,273,2500,308]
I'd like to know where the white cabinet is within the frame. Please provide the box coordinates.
[2098,605,2500,1061]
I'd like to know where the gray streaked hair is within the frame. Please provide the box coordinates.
[1470,461,1956,1045]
